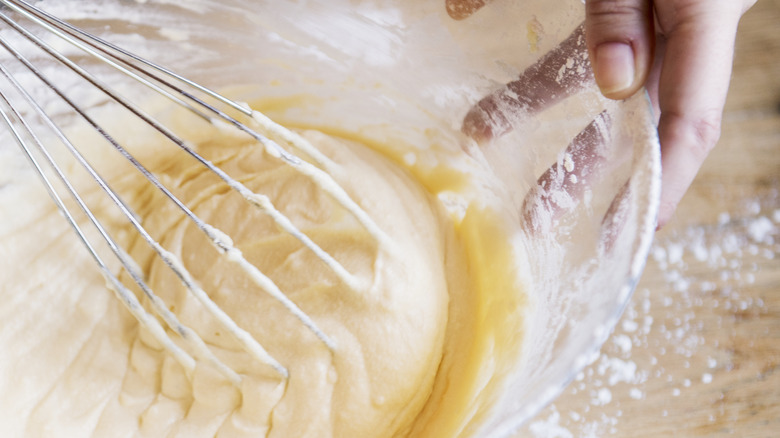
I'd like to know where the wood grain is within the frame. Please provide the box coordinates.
[515,1,780,436]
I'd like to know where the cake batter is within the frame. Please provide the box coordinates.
[0,102,528,437]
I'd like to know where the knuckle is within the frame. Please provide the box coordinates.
[689,113,722,157]
[662,110,722,160]
[586,0,647,21]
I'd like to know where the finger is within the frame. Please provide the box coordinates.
[598,179,631,255]
[644,32,666,124]
[462,24,593,143]
[653,1,746,227]
[585,0,654,100]
[521,111,611,235]
[445,0,491,20]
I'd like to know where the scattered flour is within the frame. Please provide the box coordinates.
[525,196,778,436]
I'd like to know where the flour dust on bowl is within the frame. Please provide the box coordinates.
[0,0,660,437]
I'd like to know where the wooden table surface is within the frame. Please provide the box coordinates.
[516,1,780,436]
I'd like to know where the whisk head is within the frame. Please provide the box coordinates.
[0,0,389,384]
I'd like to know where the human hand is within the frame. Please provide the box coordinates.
[449,0,756,228]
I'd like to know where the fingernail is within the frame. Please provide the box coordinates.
[461,99,510,144]
[594,42,635,97]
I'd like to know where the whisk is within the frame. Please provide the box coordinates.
[0,0,388,385]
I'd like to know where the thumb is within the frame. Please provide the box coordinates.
[585,0,654,100]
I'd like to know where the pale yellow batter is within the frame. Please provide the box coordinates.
[0,102,528,437]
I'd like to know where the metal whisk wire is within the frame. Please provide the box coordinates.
[0,0,386,384]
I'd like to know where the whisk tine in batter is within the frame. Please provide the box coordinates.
[0,0,388,384]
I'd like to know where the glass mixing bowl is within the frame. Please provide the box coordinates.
[0,0,660,436]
